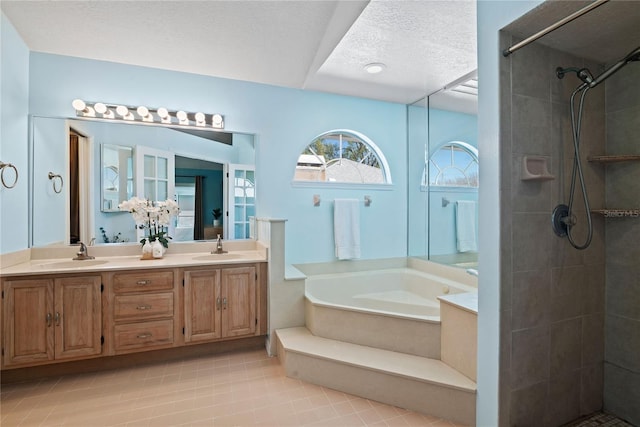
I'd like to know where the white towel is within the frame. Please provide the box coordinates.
[456,200,477,253]
[334,199,361,260]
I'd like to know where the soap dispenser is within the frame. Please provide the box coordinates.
[141,240,153,260]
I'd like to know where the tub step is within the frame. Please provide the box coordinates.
[305,298,441,358]
[276,327,476,426]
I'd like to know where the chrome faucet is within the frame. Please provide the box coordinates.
[212,234,227,254]
[466,268,478,277]
[73,241,95,260]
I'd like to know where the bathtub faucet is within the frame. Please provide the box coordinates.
[466,268,478,277]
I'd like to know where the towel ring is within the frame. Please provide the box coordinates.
[0,162,19,189]
[48,172,64,194]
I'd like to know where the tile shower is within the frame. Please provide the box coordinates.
[499,32,640,426]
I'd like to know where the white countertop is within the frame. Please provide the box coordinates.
[0,250,267,277]
[438,292,478,314]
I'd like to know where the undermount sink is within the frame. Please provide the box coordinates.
[37,260,109,269]
[192,253,254,262]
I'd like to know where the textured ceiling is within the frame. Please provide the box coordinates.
[1,0,477,107]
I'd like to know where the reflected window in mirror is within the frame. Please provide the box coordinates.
[422,141,478,190]
[294,129,392,184]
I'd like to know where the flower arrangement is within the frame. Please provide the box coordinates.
[118,197,180,248]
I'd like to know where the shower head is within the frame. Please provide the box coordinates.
[589,46,640,88]
[556,67,594,87]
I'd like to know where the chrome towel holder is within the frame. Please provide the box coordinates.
[48,172,64,194]
[0,161,19,189]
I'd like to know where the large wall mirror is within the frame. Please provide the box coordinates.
[407,73,478,268]
[30,117,255,247]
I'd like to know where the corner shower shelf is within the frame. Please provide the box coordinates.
[591,209,640,218]
[588,155,640,163]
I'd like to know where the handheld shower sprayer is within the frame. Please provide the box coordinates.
[588,46,640,88]
[553,45,640,250]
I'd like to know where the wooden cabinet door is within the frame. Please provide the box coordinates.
[3,279,54,367]
[221,267,256,337]
[54,276,102,360]
[184,270,221,343]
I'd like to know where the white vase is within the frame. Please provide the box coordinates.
[213,219,221,227]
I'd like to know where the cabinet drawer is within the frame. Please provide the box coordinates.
[112,271,174,293]
[113,320,174,352]
[113,293,174,320]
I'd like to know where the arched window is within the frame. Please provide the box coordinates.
[423,141,478,188]
[294,129,391,184]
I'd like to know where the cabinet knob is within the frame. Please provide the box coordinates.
[54,312,61,326]
[46,312,52,327]
[222,297,227,310]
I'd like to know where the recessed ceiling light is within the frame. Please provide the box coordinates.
[364,63,386,74]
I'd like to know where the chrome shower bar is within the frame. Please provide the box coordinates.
[502,0,609,57]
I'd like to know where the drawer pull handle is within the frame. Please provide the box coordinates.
[46,312,52,327]
[55,312,61,326]
[137,333,152,339]
[216,297,221,310]
[136,305,152,310]
[222,297,227,310]
[136,280,151,285]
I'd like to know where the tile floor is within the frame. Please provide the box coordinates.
[0,348,468,426]
[564,412,635,427]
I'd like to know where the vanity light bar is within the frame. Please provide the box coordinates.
[72,99,225,129]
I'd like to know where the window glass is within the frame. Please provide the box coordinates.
[294,130,391,184]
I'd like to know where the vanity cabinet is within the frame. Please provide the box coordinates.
[105,269,179,354]
[184,266,258,343]
[1,260,267,371]
[2,276,102,368]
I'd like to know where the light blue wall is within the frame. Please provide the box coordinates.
[407,102,429,256]
[0,12,30,253]
[476,1,544,425]
[25,53,407,263]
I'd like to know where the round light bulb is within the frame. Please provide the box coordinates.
[176,110,188,121]
[212,114,223,127]
[72,99,86,111]
[116,105,129,117]
[137,106,149,117]
[157,107,169,118]
[195,112,205,123]
[94,103,108,114]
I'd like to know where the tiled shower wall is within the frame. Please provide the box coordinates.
[603,64,640,425]
[499,34,606,426]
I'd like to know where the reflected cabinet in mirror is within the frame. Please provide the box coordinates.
[407,75,478,268]
[30,117,256,248]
